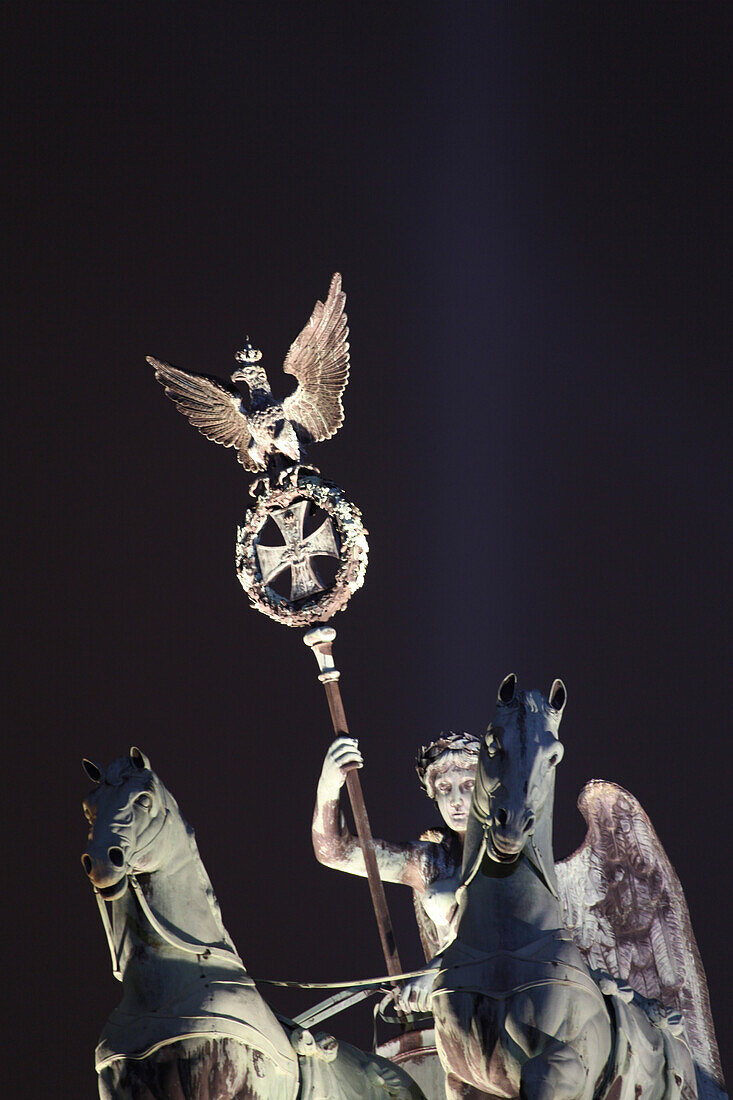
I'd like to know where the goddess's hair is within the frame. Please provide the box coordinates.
[415,731,481,799]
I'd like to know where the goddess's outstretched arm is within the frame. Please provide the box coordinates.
[312,736,427,891]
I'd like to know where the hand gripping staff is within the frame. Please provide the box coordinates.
[304,626,402,980]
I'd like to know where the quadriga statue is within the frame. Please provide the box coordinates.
[431,675,726,1100]
[81,749,427,1100]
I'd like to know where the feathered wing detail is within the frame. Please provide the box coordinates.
[148,357,259,471]
[281,272,350,444]
[556,780,725,1098]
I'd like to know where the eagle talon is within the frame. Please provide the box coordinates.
[277,463,321,488]
[277,464,301,487]
[249,475,271,499]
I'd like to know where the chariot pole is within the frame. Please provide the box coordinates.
[303,626,402,980]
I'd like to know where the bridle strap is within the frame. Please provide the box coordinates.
[90,798,243,981]
[132,806,171,860]
[89,802,174,984]
[95,888,123,982]
[527,836,560,901]
[128,875,243,968]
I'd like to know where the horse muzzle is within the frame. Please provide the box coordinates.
[486,810,535,863]
[81,848,129,899]
[486,829,523,864]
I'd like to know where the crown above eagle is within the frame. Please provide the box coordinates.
[234,338,262,365]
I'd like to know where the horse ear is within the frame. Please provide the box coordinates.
[129,746,150,770]
[82,758,102,783]
[549,679,567,713]
[498,673,517,705]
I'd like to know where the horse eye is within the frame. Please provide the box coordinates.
[136,793,153,811]
[485,735,499,757]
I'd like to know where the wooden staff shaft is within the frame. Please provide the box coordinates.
[304,628,403,979]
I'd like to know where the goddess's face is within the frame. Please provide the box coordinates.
[432,759,476,834]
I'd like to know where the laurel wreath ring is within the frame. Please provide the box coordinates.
[235,472,369,628]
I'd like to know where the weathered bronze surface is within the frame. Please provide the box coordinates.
[81,750,426,1100]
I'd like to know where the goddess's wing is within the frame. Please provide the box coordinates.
[281,273,349,444]
[148,357,258,471]
[556,780,724,1097]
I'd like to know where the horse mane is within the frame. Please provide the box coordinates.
[513,689,563,732]
[517,689,549,715]
[156,776,238,955]
[101,756,145,786]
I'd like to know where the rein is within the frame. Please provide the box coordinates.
[94,886,123,982]
[93,874,244,981]
[129,876,243,967]
[91,801,175,981]
[92,878,604,1031]
[255,929,579,991]
[91,793,244,980]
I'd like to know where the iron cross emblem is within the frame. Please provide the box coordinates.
[254,500,340,602]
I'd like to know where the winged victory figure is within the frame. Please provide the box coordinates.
[556,780,726,1100]
[148,272,349,476]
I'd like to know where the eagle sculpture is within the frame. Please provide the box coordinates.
[148,273,349,474]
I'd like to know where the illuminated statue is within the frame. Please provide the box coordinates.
[140,274,726,1100]
[431,675,725,1100]
[313,732,480,1013]
[81,749,426,1100]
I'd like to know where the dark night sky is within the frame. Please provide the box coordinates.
[3,4,731,1094]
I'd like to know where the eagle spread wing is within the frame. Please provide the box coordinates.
[148,357,258,471]
[556,780,725,1099]
[282,272,350,445]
